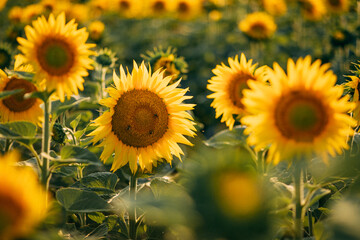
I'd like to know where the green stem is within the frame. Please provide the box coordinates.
[129,174,137,240]
[100,67,106,100]
[308,208,313,237]
[28,144,42,170]
[41,98,51,191]
[294,161,304,240]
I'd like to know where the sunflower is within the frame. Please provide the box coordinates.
[262,0,287,16]
[241,56,356,164]
[88,61,196,173]
[238,12,277,40]
[8,6,22,23]
[146,0,171,17]
[17,12,95,102]
[344,75,360,125]
[0,151,47,239]
[21,4,45,24]
[170,0,203,20]
[324,0,349,14]
[115,0,142,18]
[0,56,43,125]
[299,0,326,21]
[0,0,7,12]
[88,20,105,42]
[207,54,266,130]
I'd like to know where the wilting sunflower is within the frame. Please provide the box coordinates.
[89,61,196,173]
[207,54,266,130]
[17,12,95,102]
[299,0,326,21]
[0,151,47,239]
[344,74,360,125]
[241,56,356,164]
[0,56,43,125]
[262,0,287,16]
[324,0,349,14]
[238,12,277,40]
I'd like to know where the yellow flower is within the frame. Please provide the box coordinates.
[299,0,326,21]
[170,0,203,20]
[209,10,222,21]
[145,0,172,17]
[8,6,23,23]
[0,0,7,12]
[344,75,360,125]
[21,4,45,24]
[207,54,267,130]
[238,12,277,40]
[60,3,90,23]
[241,56,356,164]
[114,0,142,18]
[17,13,95,102]
[0,151,47,239]
[88,21,105,41]
[262,0,287,16]
[0,56,43,125]
[87,0,111,16]
[324,0,349,14]
[88,61,196,173]
[153,54,180,79]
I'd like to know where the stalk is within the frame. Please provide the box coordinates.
[293,161,304,240]
[129,174,138,240]
[41,98,51,191]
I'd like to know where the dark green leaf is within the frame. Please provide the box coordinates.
[80,172,119,191]
[0,121,38,145]
[205,125,248,148]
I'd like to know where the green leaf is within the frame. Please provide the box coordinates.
[5,69,35,81]
[70,114,82,131]
[60,145,101,165]
[205,125,248,148]
[56,188,111,213]
[305,187,331,210]
[80,172,119,191]
[0,89,22,100]
[88,212,106,224]
[84,223,108,239]
[0,121,38,145]
[52,97,90,120]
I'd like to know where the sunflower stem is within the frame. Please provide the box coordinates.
[100,67,107,100]
[308,208,313,237]
[129,174,137,240]
[41,98,51,192]
[294,161,304,240]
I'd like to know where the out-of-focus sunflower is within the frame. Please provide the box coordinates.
[207,54,266,130]
[0,55,43,125]
[0,151,48,239]
[238,12,277,40]
[262,0,287,16]
[299,0,326,21]
[17,12,95,102]
[115,0,142,18]
[241,56,356,164]
[0,0,7,11]
[62,3,90,23]
[170,0,203,20]
[87,0,111,16]
[324,0,349,14]
[8,6,22,23]
[88,61,196,173]
[344,67,360,126]
[146,0,172,17]
[21,4,45,24]
[88,20,105,42]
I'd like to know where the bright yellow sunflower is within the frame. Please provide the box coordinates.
[145,0,172,17]
[344,75,360,125]
[88,20,105,41]
[0,151,48,239]
[89,61,196,173]
[115,0,142,18]
[21,4,45,24]
[241,56,356,164]
[262,0,287,16]
[17,12,95,102]
[0,56,43,125]
[238,12,277,40]
[0,0,7,12]
[207,53,267,130]
[170,0,203,20]
[299,0,326,21]
[324,0,349,14]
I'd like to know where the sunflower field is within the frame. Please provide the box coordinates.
[1,0,360,239]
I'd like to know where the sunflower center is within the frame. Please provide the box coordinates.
[0,193,24,234]
[227,73,254,109]
[153,1,165,11]
[2,78,37,112]
[178,2,189,13]
[0,49,11,69]
[274,90,328,142]
[250,22,266,36]
[111,89,168,148]
[329,0,340,7]
[37,38,75,76]
[119,0,130,9]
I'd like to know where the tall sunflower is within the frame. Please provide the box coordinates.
[241,56,356,164]
[238,12,277,40]
[0,56,43,125]
[207,54,266,130]
[17,12,95,102]
[88,61,196,173]
[0,151,47,239]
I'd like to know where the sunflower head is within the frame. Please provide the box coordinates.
[21,4,45,24]
[146,0,171,17]
[344,63,360,125]
[207,53,267,130]
[170,0,203,20]
[299,0,327,21]
[330,29,353,48]
[262,0,287,16]
[17,12,96,102]
[88,61,196,173]
[95,48,118,69]
[325,0,349,14]
[0,42,13,70]
[0,0,7,11]
[88,20,105,42]
[142,47,188,82]
[115,0,142,18]
[0,151,48,239]
[241,56,356,164]
[8,6,23,23]
[238,12,277,40]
